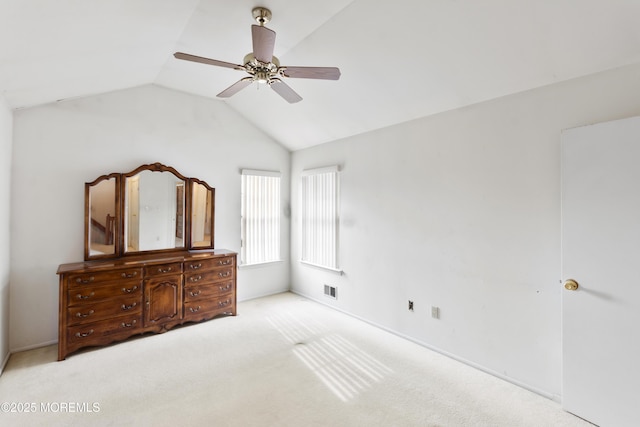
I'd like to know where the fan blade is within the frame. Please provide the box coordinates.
[281,66,341,80]
[252,25,276,63]
[270,79,302,104]
[174,52,243,70]
[217,78,253,98]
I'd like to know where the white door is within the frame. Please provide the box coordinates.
[561,116,640,427]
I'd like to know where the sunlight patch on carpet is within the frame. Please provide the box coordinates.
[267,312,393,402]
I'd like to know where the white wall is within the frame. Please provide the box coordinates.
[10,85,290,352]
[0,95,12,369]
[291,62,640,399]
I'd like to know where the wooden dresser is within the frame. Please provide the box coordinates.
[57,249,236,360]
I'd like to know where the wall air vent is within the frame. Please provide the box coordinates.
[324,285,337,299]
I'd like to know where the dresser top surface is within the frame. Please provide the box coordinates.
[57,249,237,275]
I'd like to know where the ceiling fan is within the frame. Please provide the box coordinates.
[173,7,341,104]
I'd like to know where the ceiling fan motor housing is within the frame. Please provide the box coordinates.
[242,53,281,84]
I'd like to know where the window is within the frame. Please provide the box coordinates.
[241,169,281,265]
[301,166,340,271]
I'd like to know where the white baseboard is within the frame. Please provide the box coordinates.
[0,339,60,375]
[0,350,10,375]
[237,289,290,303]
[290,289,559,403]
[10,339,57,355]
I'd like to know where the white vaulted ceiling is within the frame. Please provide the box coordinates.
[2,0,640,151]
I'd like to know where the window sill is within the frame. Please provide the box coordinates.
[239,260,284,269]
[299,260,344,275]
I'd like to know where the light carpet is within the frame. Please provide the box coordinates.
[0,292,591,427]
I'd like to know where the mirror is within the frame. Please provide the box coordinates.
[124,169,186,253]
[84,163,215,260]
[85,173,119,259]
[191,180,214,248]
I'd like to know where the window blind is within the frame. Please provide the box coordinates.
[241,169,281,265]
[301,166,339,270]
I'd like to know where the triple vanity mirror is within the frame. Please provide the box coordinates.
[85,163,214,260]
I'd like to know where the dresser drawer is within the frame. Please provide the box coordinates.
[67,281,141,306]
[184,280,234,302]
[67,268,142,288]
[184,256,235,272]
[183,296,234,320]
[67,296,142,326]
[184,266,234,285]
[144,262,183,277]
[67,314,143,346]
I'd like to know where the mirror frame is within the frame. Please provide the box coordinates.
[189,178,216,250]
[84,162,215,260]
[84,173,121,260]
[121,162,189,256]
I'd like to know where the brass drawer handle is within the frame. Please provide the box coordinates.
[122,286,138,294]
[76,292,95,300]
[189,275,202,283]
[218,300,230,307]
[218,271,231,278]
[121,271,138,279]
[189,306,201,313]
[75,310,94,318]
[189,263,202,270]
[75,329,94,338]
[219,284,231,291]
[121,303,137,311]
[218,259,232,266]
[157,267,173,273]
[76,276,94,284]
[121,320,137,328]
[189,290,201,297]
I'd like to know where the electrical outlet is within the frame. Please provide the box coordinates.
[431,306,440,319]
[408,300,414,311]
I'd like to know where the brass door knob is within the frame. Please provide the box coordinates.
[564,279,579,291]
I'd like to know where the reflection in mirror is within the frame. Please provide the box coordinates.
[88,177,117,257]
[124,170,186,253]
[191,181,214,248]
[84,163,215,260]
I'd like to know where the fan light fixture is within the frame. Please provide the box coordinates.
[173,7,341,103]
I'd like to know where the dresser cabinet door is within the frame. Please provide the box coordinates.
[144,274,183,326]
